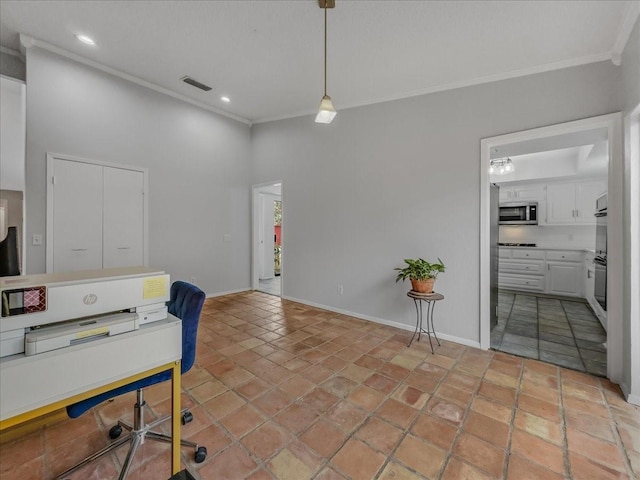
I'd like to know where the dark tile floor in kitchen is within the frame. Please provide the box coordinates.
[490,291,607,376]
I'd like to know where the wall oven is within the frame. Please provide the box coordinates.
[594,193,607,311]
[499,202,538,225]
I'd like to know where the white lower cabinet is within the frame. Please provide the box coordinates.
[498,248,584,298]
[547,262,583,297]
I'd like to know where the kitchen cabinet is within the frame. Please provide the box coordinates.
[498,247,584,298]
[546,179,606,225]
[498,248,546,293]
[499,183,545,203]
[547,261,583,297]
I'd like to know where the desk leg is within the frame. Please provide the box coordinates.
[171,361,181,475]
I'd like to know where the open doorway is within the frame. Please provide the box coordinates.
[480,113,624,385]
[252,182,282,296]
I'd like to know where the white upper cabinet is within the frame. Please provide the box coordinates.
[499,183,545,203]
[575,180,607,224]
[545,179,606,225]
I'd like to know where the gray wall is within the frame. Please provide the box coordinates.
[0,51,26,81]
[25,47,252,294]
[621,17,640,398]
[251,61,621,345]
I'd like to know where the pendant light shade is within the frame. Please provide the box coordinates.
[315,95,337,123]
[315,1,336,124]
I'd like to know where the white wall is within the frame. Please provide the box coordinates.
[0,76,26,191]
[499,225,595,250]
[250,61,621,345]
[24,47,252,295]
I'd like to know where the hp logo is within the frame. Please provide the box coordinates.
[83,294,98,305]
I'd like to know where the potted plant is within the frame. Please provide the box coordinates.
[394,257,445,293]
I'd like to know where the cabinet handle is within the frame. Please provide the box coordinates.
[71,248,88,252]
[547,264,550,271]
[117,247,131,250]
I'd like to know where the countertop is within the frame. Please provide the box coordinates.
[499,245,595,253]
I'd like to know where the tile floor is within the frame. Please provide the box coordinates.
[1,291,638,480]
[491,291,607,376]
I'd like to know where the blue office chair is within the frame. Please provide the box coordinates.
[57,281,207,480]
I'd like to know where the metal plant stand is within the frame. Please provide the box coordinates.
[407,291,444,353]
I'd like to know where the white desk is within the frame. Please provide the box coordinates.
[0,315,183,476]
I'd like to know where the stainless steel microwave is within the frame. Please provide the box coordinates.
[499,202,538,225]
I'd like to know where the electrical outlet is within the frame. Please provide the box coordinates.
[337,284,344,295]
[32,234,42,246]
[190,277,196,284]
[223,233,231,242]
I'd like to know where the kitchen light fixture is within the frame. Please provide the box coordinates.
[75,34,96,46]
[221,96,231,103]
[315,0,337,124]
[489,157,515,175]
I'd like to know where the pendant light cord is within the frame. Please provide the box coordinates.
[324,5,327,97]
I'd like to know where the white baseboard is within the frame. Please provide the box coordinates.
[620,381,640,406]
[205,288,249,298]
[282,295,481,350]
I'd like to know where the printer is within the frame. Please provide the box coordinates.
[0,267,171,358]
[0,267,182,422]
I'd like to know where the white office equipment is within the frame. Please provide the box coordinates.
[25,311,138,356]
[0,267,181,422]
[0,266,170,357]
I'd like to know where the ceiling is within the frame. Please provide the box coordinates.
[0,1,636,124]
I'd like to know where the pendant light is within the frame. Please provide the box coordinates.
[315,0,337,124]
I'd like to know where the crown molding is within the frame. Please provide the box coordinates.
[18,34,251,125]
[253,52,612,124]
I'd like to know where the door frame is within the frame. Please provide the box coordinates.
[46,152,148,273]
[479,113,623,384]
[625,103,640,404]
[251,181,283,293]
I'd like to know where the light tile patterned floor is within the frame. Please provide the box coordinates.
[258,277,281,296]
[1,291,638,480]
[491,291,607,376]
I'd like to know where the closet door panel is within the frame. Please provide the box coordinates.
[52,159,103,272]
[103,167,144,268]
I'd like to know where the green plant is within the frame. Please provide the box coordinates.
[394,258,445,283]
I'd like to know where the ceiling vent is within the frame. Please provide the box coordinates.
[181,76,212,92]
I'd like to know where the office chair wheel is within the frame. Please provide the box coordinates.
[194,446,207,463]
[182,411,193,425]
[109,425,123,439]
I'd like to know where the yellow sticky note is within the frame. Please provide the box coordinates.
[143,276,167,299]
[76,327,109,339]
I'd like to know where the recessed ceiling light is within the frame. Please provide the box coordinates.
[75,34,96,46]
[221,96,231,103]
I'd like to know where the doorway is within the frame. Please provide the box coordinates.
[252,182,282,296]
[480,113,624,385]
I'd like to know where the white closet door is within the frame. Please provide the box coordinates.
[52,159,103,272]
[103,167,144,268]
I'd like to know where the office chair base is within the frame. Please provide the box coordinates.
[56,390,206,480]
